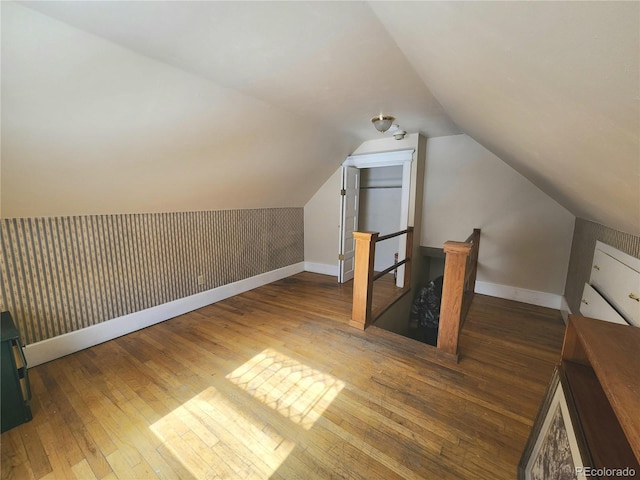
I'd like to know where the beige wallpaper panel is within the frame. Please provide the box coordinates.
[0,208,303,345]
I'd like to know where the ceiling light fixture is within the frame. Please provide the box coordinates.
[371,114,395,133]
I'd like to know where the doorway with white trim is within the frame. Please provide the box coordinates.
[338,149,414,287]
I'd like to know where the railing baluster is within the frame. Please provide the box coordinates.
[350,227,414,330]
[403,227,413,288]
[467,228,481,294]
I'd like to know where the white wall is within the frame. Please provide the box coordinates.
[1,3,356,217]
[304,168,342,274]
[421,134,575,298]
[305,132,574,308]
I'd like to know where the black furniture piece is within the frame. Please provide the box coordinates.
[1,311,32,433]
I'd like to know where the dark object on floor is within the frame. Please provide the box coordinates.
[1,311,32,433]
[409,276,444,346]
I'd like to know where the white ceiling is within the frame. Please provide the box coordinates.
[370,1,639,235]
[10,1,640,234]
[21,1,459,139]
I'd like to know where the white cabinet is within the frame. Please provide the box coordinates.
[580,241,640,327]
[580,283,627,325]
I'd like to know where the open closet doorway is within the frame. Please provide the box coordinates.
[338,149,414,286]
[359,165,404,272]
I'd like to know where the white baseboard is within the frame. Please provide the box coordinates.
[475,281,563,310]
[304,262,339,277]
[24,262,305,367]
[560,297,572,324]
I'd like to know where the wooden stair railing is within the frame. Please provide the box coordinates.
[438,228,481,361]
[350,227,413,330]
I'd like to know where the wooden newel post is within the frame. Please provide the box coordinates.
[437,241,472,359]
[350,231,378,330]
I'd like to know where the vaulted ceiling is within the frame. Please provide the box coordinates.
[3,1,639,235]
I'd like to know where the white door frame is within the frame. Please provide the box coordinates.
[340,149,415,287]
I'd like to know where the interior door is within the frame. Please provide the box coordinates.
[338,166,360,283]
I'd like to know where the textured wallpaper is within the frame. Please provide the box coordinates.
[0,208,303,345]
[564,218,640,314]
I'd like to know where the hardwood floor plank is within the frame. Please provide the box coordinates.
[192,387,297,469]
[71,459,97,480]
[1,429,37,480]
[131,458,158,480]
[68,427,113,480]
[35,421,75,480]
[1,272,565,479]
[104,450,142,480]
[155,444,196,480]
[14,420,52,479]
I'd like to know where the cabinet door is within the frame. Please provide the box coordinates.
[12,339,31,405]
[580,283,628,325]
[591,249,640,326]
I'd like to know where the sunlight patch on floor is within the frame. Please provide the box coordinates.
[225,348,345,430]
[150,349,344,478]
[150,386,296,479]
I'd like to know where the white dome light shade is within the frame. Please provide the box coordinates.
[371,114,395,133]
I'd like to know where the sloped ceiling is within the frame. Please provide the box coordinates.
[3,1,639,235]
[1,1,457,217]
[370,1,639,235]
[18,1,459,139]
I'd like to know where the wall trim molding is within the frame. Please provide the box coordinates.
[475,281,563,310]
[304,262,339,277]
[560,296,572,324]
[24,262,305,367]
[343,148,415,168]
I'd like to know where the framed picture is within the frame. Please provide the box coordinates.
[518,365,593,480]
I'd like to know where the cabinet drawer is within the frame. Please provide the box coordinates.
[580,283,628,325]
[590,248,640,327]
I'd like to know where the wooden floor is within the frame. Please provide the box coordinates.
[1,272,566,480]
